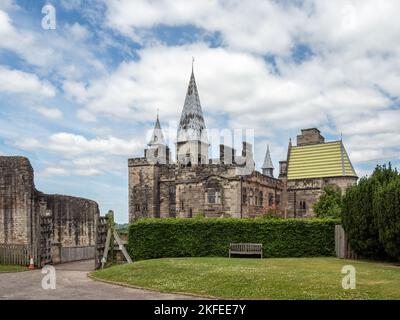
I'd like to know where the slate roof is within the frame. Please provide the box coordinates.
[262,145,274,169]
[177,67,207,143]
[148,115,166,146]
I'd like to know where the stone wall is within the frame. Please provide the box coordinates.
[128,158,159,221]
[128,155,284,221]
[241,171,283,218]
[0,157,35,246]
[285,176,358,218]
[0,156,99,264]
[45,194,98,247]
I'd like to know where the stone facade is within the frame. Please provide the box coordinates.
[128,67,283,221]
[129,153,283,221]
[128,69,358,221]
[0,156,99,265]
[281,129,358,218]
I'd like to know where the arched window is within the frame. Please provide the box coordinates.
[268,193,274,206]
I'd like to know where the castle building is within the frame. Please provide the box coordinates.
[128,66,282,221]
[128,68,358,221]
[279,128,358,218]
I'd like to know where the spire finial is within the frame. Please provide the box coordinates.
[157,107,159,120]
[192,56,195,72]
[341,131,343,141]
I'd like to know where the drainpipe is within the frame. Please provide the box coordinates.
[240,177,243,219]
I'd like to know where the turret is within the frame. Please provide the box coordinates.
[262,145,274,177]
[145,113,170,164]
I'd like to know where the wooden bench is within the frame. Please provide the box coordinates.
[229,243,263,259]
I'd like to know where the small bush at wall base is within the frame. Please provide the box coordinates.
[128,218,338,260]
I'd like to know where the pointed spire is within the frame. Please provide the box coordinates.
[262,145,274,169]
[262,145,274,177]
[148,111,166,146]
[177,62,207,143]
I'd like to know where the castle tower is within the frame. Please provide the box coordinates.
[145,113,170,164]
[262,145,274,177]
[176,62,208,165]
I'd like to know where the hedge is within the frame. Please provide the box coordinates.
[128,218,339,260]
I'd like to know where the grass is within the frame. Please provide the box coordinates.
[0,265,28,273]
[91,257,400,300]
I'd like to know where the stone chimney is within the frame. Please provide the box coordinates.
[296,128,325,146]
[279,161,287,178]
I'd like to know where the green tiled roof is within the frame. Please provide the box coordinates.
[287,141,357,180]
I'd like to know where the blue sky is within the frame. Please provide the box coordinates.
[0,0,399,223]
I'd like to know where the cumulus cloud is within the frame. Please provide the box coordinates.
[103,0,310,54]
[0,65,55,98]
[41,167,70,177]
[15,132,143,157]
[3,0,400,177]
[36,107,63,120]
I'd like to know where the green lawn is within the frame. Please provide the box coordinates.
[91,257,400,299]
[0,265,28,273]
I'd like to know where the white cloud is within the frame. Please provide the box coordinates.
[0,9,105,81]
[15,132,143,157]
[104,0,309,54]
[41,167,70,177]
[3,1,400,178]
[36,107,63,120]
[0,65,55,98]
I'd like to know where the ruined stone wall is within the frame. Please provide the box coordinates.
[0,157,35,245]
[0,156,99,264]
[45,194,98,247]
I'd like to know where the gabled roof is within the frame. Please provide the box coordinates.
[262,145,274,169]
[177,67,207,143]
[287,141,357,180]
[148,115,166,146]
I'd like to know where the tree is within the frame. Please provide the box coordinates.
[374,175,400,260]
[342,163,399,260]
[313,185,343,218]
[342,177,386,259]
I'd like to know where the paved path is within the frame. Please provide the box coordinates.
[0,260,197,300]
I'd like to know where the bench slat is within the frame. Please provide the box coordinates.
[229,243,263,258]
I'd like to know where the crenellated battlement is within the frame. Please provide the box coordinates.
[128,157,149,166]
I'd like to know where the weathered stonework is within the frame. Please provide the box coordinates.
[0,157,35,246]
[128,67,358,221]
[0,156,99,265]
[129,147,283,221]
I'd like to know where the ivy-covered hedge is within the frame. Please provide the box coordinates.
[128,218,339,260]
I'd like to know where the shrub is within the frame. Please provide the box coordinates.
[313,185,343,218]
[128,218,338,260]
